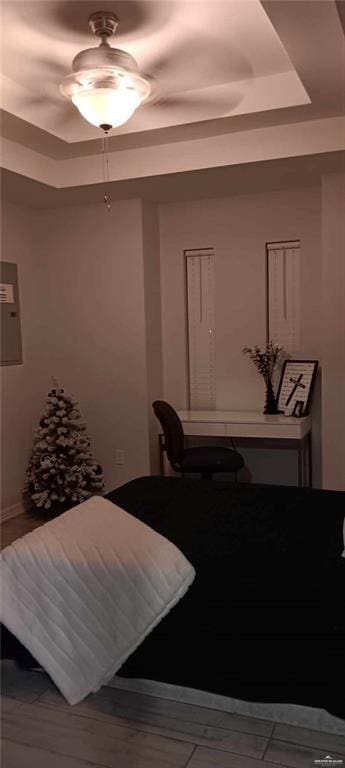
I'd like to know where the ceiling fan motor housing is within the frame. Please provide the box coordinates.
[71,10,138,74]
[61,12,151,98]
[88,11,119,39]
[71,46,139,75]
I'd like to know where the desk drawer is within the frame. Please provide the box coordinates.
[225,423,302,439]
[181,422,226,437]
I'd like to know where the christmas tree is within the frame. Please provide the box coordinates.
[24,383,104,513]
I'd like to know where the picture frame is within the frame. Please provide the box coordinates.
[276,359,319,416]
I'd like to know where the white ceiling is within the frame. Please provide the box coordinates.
[1,0,310,143]
[0,0,344,196]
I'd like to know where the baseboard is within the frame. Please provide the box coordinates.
[1,501,24,523]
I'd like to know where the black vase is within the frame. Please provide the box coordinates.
[264,379,278,415]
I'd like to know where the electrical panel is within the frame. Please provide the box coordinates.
[1,261,23,366]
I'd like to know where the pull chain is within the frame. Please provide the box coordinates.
[101,133,111,212]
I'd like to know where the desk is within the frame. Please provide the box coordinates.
[158,410,312,487]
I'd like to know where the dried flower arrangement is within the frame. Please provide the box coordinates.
[243,341,284,414]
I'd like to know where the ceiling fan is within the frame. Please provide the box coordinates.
[54,7,245,212]
[60,10,151,132]
[59,9,244,134]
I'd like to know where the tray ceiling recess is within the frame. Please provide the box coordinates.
[1,0,311,144]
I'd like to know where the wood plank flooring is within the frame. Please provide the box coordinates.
[1,510,44,550]
[1,663,345,768]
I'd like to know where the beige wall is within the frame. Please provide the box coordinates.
[0,202,50,508]
[2,179,342,500]
[1,198,163,508]
[37,199,152,494]
[321,172,345,491]
[159,186,322,485]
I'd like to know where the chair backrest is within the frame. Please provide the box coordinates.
[152,400,185,465]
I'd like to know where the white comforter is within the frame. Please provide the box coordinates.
[0,496,195,704]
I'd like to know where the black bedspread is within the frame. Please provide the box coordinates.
[2,477,345,717]
[107,477,345,718]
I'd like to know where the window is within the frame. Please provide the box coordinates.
[266,240,300,354]
[185,249,215,409]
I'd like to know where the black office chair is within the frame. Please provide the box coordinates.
[153,400,244,480]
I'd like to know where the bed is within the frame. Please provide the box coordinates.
[2,476,345,718]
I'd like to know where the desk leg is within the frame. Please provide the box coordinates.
[307,432,313,488]
[298,446,303,487]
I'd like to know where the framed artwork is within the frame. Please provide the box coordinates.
[276,359,319,416]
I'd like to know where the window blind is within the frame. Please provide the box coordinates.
[267,241,300,354]
[186,249,215,410]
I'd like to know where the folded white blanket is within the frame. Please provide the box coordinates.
[0,496,195,704]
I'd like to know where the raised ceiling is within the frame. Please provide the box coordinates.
[0,0,316,143]
[0,0,344,194]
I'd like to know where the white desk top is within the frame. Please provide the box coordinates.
[178,410,310,425]
[176,410,311,440]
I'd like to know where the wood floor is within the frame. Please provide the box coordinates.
[2,514,345,767]
[1,662,345,768]
[1,510,47,551]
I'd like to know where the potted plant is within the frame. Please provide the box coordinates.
[243,341,284,414]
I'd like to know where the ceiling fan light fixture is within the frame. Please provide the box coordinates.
[60,11,152,132]
[71,85,141,130]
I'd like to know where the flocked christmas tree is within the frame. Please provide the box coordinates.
[24,383,104,513]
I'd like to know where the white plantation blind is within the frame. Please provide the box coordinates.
[267,241,301,354]
[186,249,216,409]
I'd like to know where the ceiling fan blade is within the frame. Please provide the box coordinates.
[147,91,243,118]
[16,57,68,107]
[40,60,68,79]
[47,108,80,130]
[145,36,252,93]
[17,89,65,109]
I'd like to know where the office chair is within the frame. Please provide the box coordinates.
[153,400,244,480]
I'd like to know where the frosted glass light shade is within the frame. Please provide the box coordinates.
[72,87,141,129]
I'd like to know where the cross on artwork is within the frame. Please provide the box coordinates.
[277,360,318,416]
[285,374,306,407]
